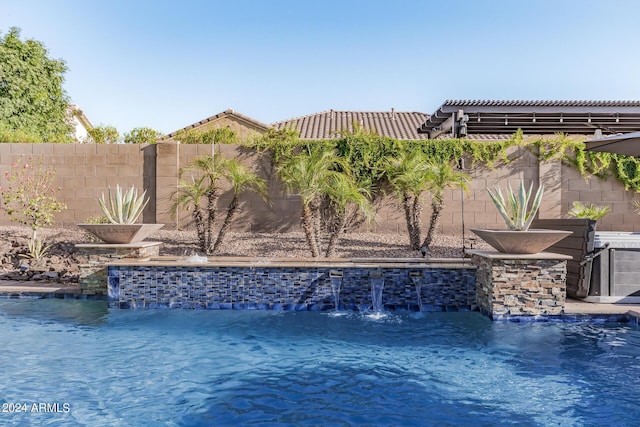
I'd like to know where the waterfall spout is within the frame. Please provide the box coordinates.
[329,270,343,311]
[369,270,385,313]
[410,271,424,312]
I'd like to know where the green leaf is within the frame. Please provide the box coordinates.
[487,179,544,231]
[99,184,148,224]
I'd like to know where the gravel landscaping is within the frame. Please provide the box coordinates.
[0,225,484,283]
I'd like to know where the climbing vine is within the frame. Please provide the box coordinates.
[612,154,640,191]
[254,126,640,194]
[406,138,514,167]
[253,128,521,191]
[528,132,640,192]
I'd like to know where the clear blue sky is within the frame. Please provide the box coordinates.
[2,0,640,135]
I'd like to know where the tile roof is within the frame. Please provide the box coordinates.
[272,110,430,140]
[166,108,270,138]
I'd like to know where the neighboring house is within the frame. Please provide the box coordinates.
[418,100,640,139]
[272,109,429,140]
[167,101,640,143]
[164,108,270,142]
[165,108,430,141]
[67,104,93,142]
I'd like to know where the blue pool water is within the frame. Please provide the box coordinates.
[1,300,640,426]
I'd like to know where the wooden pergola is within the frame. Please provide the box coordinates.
[418,100,640,139]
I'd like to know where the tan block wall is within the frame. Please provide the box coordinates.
[561,164,640,231]
[2,142,640,234]
[0,143,148,226]
[162,143,299,231]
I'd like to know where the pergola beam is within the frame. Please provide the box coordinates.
[419,100,640,136]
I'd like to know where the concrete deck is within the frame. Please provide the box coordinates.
[0,280,81,298]
[0,280,638,321]
[564,298,640,317]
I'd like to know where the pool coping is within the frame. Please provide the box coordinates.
[0,280,99,300]
[107,256,475,269]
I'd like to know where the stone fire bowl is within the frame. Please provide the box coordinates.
[470,228,572,254]
[77,224,164,244]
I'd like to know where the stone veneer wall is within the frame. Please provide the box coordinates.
[471,251,568,319]
[76,243,161,296]
[108,265,477,311]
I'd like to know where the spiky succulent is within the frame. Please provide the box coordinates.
[98,185,149,224]
[487,180,544,231]
[567,201,610,220]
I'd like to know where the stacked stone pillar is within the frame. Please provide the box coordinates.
[469,250,571,319]
[76,242,162,296]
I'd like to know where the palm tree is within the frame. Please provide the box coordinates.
[171,176,208,251]
[385,150,432,250]
[181,154,226,251]
[333,124,399,232]
[176,153,268,255]
[323,174,372,258]
[276,147,346,257]
[385,150,470,253]
[212,159,267,253]
[420,161,470,253]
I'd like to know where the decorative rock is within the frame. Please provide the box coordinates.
[44,271,59,280]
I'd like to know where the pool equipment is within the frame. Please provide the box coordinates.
[586,232,640,303]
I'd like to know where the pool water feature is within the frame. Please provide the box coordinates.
[329,269,343,311]
[369,269,384,313]
[1,300,640,426]
[108,259,477,311]
[410,271,425,312]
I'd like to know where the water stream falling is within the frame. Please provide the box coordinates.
[369,270,385,313]
[329,270,343,311]
[410,271,424,312]
[183,251,209,264]
[186,254,208,264]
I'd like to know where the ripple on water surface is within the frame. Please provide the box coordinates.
[0,300,639,426]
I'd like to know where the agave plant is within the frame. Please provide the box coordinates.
[487,180,544,231]
[567,201,610,220]
[98,185,149,224]
[19,236,52,265]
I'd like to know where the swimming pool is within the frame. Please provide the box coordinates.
[1,300,639,426]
